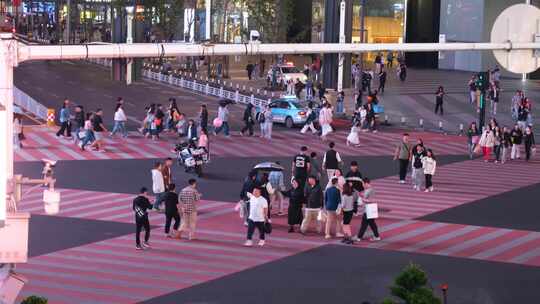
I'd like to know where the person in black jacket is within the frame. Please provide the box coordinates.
[240,171,257,226]
[281,179,305,233]
[300,176,323,234]
[345,161,364,193]
[133,187,153,250]
[240,103,255,136]
[73,105,85,143]
[510,124,523,160]
[501,126,511,164]
[163,183,180,237]
[524,126,536,162]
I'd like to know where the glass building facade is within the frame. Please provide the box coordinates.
[312,0,406,47]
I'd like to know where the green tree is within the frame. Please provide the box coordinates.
[384,263,442,304]
[21,295,48,304]
[238,0,294,43]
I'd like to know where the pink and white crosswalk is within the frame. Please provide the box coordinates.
[15,126,468,162]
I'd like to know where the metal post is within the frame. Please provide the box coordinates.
[0,34,15,227]
[205,0,211,40]
[126,6,134,85]
[337,0,346,92]
[65,0,71,43]
[359,0,366,71]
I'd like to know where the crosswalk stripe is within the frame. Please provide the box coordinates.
[470,232,540,259]
[435,229,511,256]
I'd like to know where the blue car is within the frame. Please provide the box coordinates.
[261,96,320,128]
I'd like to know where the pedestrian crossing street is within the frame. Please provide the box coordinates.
[373,158,540,219]
[15,126,467,162]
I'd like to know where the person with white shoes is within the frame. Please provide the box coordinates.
[422,149,437,192]
[393,133,411,184]
[244,187,269,247]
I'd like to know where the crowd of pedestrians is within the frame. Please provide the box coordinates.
[235,142,384,246]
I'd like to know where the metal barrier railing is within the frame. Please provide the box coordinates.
[13,86,48,121]
[140,69,271,108]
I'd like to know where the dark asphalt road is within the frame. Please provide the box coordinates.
[28,214,133,257]
[14,61,262,130]
[144,244,540,304]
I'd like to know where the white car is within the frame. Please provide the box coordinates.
[267,64,308,86]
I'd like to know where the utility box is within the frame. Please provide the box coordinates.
[0,213,30,263]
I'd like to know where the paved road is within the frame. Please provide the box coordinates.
[12,60,540,304]
[14,61,254,130]
[185,65,540,132]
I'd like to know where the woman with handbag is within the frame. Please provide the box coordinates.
[467,122,480,159]
[352,178,380,242]
[524,126,536,162]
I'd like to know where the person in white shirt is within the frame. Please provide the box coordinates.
[422,149,437,192]
[111,103,128,138]
[151,162,166,211]
[244,187,269,247]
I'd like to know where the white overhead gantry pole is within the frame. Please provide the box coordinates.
[2,4,540,228]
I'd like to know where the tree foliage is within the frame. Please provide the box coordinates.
[385,263,442,304]
[21,295,48,304]
[238,0,294,43]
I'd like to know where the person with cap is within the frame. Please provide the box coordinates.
[292,146,311,190]
[133,187,153,250]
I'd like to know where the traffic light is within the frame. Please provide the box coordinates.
[475,72,489,91]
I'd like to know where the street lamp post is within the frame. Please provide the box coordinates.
[125,6,134,85]
[337,0,346,92]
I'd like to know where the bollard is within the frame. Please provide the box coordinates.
[419,118,424,128]
[235,90,240,103]
[400,116,405,126]
[264,90,267,96]
[267,98,272,107]
[256,89,260,94]
[439,121,444,131]
[220,86,224,98]
[218,79,221,85]
[206,77,209,82]
[459,123,464,136]
[205,83,210,95]
[250,87,253,93]
[46,109,56,127]
[250,94,255,105]
[236,84,240,89]
[271,92,275,98]
[242,85,246,91]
